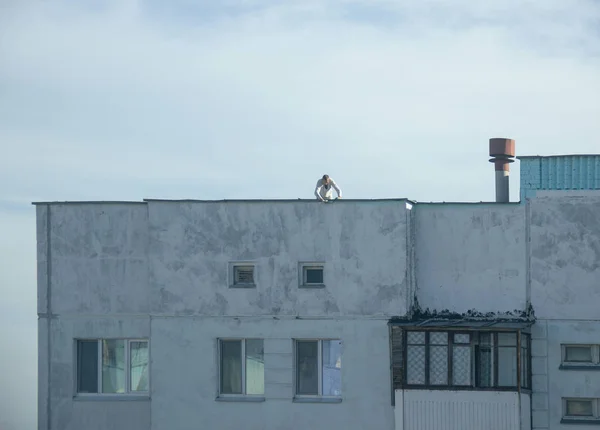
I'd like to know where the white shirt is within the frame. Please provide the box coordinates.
[315,178,342,200]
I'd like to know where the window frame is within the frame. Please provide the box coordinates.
[561,344,600,369]
[74,338,150,398]
[562,398,600,424]
[298,262,326,288]
[293,338,342,400]
[217,338,264,399]
[229,262,257,288]
[397,329,530,392]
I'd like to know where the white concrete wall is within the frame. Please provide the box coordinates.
[414,204,527,314]
[395,389,526,430]
[48,203,149,315]
[521,392,532,430]
[147,200,410,317]
[45,316,151,430]
[529,196,600,430]
[151,318,394,430]
[37,200,408,430]
[531,320,600,430]
[529,196,600,320]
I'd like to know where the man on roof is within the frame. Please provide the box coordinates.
[314,174,342,202]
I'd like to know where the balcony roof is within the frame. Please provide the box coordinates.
[389,318,533,330]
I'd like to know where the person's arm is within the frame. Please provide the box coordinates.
[315,181,325,201]
[331,180,342,198]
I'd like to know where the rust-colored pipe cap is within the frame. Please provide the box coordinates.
[489,138,516,157]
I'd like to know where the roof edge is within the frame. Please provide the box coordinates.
[142,198,414,203]
[518,154,600,159]
[31,201,147,205]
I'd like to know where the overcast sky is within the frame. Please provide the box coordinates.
[1,0,599,428]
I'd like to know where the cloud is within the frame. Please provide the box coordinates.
[0,1,599,428]
[2,0,599,203]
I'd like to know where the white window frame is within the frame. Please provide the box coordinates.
[217,338,264,397]
[561,344,599,366]
[228,262,257,288]
[294,339,341,398]
[563,398,600,421]
[299,262,325,287]
[74,338,150,397]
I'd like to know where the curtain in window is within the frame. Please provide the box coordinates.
[322,340,342,396]
[102,340,125,393]
[221,341,242,394]
[130,341,149,392]
[245,339,264,395]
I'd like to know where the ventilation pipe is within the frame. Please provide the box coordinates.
[489,138,515,203]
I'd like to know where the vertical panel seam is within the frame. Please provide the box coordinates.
[46,205,52,430]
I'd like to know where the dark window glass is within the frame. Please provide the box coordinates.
[77,340,98,393]
[305,268,324,284]
[521,334,530,389]
[220,340,242,394]
[296,341,319,395]
[478,332,493,387]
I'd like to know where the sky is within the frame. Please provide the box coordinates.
[0,0,599,428]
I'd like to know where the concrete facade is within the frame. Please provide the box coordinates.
[35,158,600,430]
[36,200,410,430]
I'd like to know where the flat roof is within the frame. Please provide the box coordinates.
[31,201,147,205]
[143,198,413,203]
[29,198,525,206]
[32,198,416,205]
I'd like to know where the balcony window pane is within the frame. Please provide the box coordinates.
[478,333,493,388]
[102,340,125,393]
[498,333,517,346]
[245,339,264,395]
[220,340,242,394]
[407,331,425,344]
[498,347,518,387]
[129,341,149,392]
[297,341,318,395]
[454,333,470,344]
[521,335,530,388]
[77,340,98,393]
[407,346,426,385]
[430,332,448,345]
[430,346,448,385]
[322,340,342,396]
[452,346,471,386]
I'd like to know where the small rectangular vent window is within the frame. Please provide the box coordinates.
[234,266,255,285]
[305,268,324,285]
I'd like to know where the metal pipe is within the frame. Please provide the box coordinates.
[489,138,516,203]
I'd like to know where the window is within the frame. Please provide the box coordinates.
[562,398,600,424]
[299,263,325,287]
[561,345,600,367]
[520,333,531,389]
[219,339,264,396]
[295,340,342,398]
[393,329,530,390]
[234,266,255,285]
[229,262,256,288]
[76,339,149,395]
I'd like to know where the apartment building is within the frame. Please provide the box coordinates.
[35,140,600,430]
